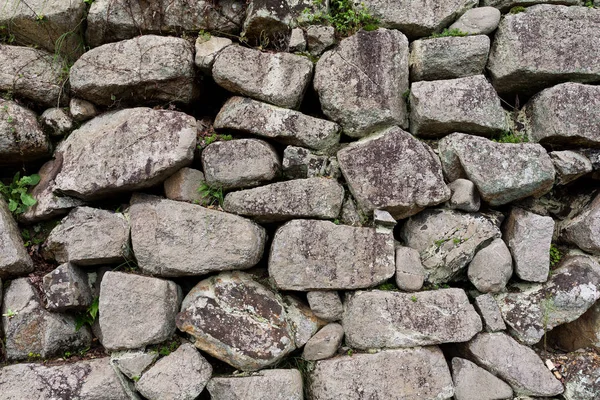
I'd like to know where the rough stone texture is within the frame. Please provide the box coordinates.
[242,0,317,42]
[521,83,600,147]
[130,195,266,277]
[449,7,501,35]
[438,133,555,206]
[283,295,322,348]
[0,198,34,279]
[310,347,454,399]
[410,75,508,138]
[339,196,363,227]
[343,289,482,349]
[456,332,564,397]
[135,343,212,400]
[288,28,306,52]
[86,0,244,47]
[69,98,98,122]
[467,238,512,293]
[177,271,296,371]
[503,207,554,282]
[207,369,304,400]
[307,291,343,322]
[0,44,66,107]
[446,179,480,212]
[42,262,93,312]
[0,99,51,164]
[550,151,593,185]
[487,5,600,94]
[70,35,196,106]
[400,209,501,284]
[214,97,340,151]
[474,293,507,332]
[303,323,344,361]
[2,278,92,360]
[338,126,450,219]
[560,351,600,400]
[374,209,396,229]
[195,35,233,74]
[40,108,73,137]
[314,29,409,138]
[395,245,425,292]
[549,300,600,352]
[223,177,344,222]
[54,107,196,200]
[0,358,131,400]
[213,45,313,109]
[494,254,600,345]
[451,357,513,400]
[307,25,336,56]
[98,271,181,351]
[282,146,340,179]
[43,207,130,266]
[202,139,280,190]
[560,193,600,255]
[112,350,158,380]
[409,36,490,81]
[482,0,580,11]
[164,167,207,204]
[269,220,395,290]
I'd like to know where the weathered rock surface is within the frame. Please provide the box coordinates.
[40,108,73,137]
[303,323,344,361]
[130,195,266,276]
[306,291,343,322]
[269,220,395,290]
[446,179,480,212]
[42,263,93,312]
[343,289,481,349]
[395,245,425,292]
[487,5,600,94]
[474,294,506,332]
[282,146,340,179]
[177,271,296,371]
[550,151,593,185]
[314,29,409,137]
[310,347,454,399]
[451,357,513,400]
[438,133,555,205]
[307,25,336,56]
[243,0,318,42]
[410,75,508,138]
[164,167,207,204]
[283,295,322,348]
[468,238,512,293]
[289,28,306,52]
[214,97,340,151]
[409,36,490,81]
[0,198,34,278]
[560,351,600,400]
[338,126,449,219]
[400,209,501,284]
[560,193,600,254]
[69,98,97,122]
[195,35,233,74]
[98,271,181,351]
[448,7,501,35]
[213,46,313,109]
[70,35,196,106]
[482,0,580,11]
[549,300,600,352]
[54,107,196,200]
[112,350,158,380]
[207,369,303,400]
[0,99,51,164]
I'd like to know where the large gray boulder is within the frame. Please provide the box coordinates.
[0,99,51,164]
[448,7,501,35]
[54,108,196,200]
[338,126,450,219]
[269,220,395,290]
[482,0,581,12]
[70,35,196,106]
[243,0,319,41]
[207,369,303,400]
[195,35,233,74]
[438,133,555,206]
[551,150,593,185]
[451,357,513,400]
[310,347,454,399]
[467,238,512,293]
[399,209,501,284]
[410,75,508,138]
[0,199,34,279]
[42,263,93,312]
[560,193,600,254]
[130,195,266,277]
[487,5,600,94]
[213,46,313,109]
[214,97,340,152]
[314,29,409,138]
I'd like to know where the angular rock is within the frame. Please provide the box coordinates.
[214,96,340,151]
[560,351,600,400]
[288,28,306,52]
[40,108,73,137]
[284,295,322,348]
[307,25,335,56]
[195,35,233,74]
[0,99,51,164]
[303,323,344,361]
[207,369,303,400]
[164,167,207,204]
[282,146,340,179]
[446,179,480,212]
[202,139,280,190]
[54,107,196,200]
[474,293,506,332]
[550,151,593,185]
[314,28,409,137]
[242,0,317,41]
[438,133,555,205]
[452,357,513,400]
[482,0,580,12]
[395,245,425,292]
[373,209,396,229]
[338,126,450,219]
[560,193,600,254]
[0,198,34,279]
[269,220,395,290]
[310,347,454,399]
[42,262,93,312]
[487,5,600,94]
[98,271,181,351]
[494,254,600,345]
[70,35,196,106]
[400,209,501,284]
[449,7,501,35]
[456,332,564,396]
[112,350,158,380]
[135,343,212,400]
[2,278,92,360]
[343,289,481,349]
[307,291,343,322]
[213,46,313,109]
[409,35,490,81]
[130,195,266,276]
[410,75,508,138]
[548,300,600,352]
[339,196,364,227]
[177,271,296,371]
[69,98,97,122]
[468,238,512,293]
[223,177,344,222]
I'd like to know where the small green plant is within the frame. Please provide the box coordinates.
[492,130,528,144]
[585,0,595,7]
[541,293,557,352]
[0,173,40,215]
[28,352,42,359]
[75,297,99,331]
[434,238,450,248]
[376,282,398,291]
[429,28,468,39]
[132,375,140,382]
[202,133,233,146]
[35,14,46,22]
[410,295,418,302]
[302,0,379,37]
[198,29,211,41]
[2,309,17,318]
[295,51,320,63]
[150,339,180,357]
[197,182,224,207]
[333,219,340,225]
[347,349,354,356]
[509,6,527,14]
[549,244,562,267]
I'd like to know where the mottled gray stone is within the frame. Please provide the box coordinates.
[373,209,396,229]
[0,198,34,279]
[69,98,98,122]
[310,347,454,399]
[195,35,233,74]
[54,107,196,200]
[468,239,512,293]
[164,167,207,204]
[40,108,73,137]
[481,0,581,13]
[207,369,303,400]
[283,295,322,348]
[550,151,593,185]
[307,25,335,56]
[288,28,306,52]
[446,179,480,212]
[242,0,318,42]
[307,291,343,322]
[560,193,600,255]
[303,323,344,361]
[449,7,501,35]
[410,35,490,81]
[214,96,340,151]
[560,351,600,400]
[269,220,395,290]
[314,29,409,137]
[213,45,313,109]
[130,195,266,277]
[112,350,158,380]
[410,75,508,138]
[338,126,450,219]
[474,293,506,332]
[452,357,513,400]
[395,245,425,292]
[282,146,340,179]
[339,196,364,227]
[0,99,51,164]
[42,262,93,312]
[548,300,600,352]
